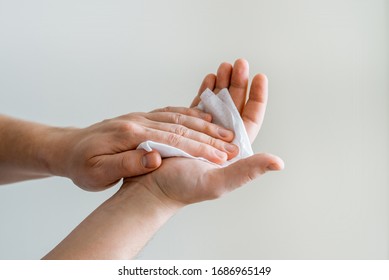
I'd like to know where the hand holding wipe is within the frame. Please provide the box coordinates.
[137,88,253,166]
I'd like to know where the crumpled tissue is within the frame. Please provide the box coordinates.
[137,88,253,166]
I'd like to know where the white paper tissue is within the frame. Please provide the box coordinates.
[137,88,253,166]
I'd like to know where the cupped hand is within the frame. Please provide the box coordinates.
[51,107,238,191]
[123,59,284,206]
[191,58,267,143]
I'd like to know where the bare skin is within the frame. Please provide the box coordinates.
[43,59,284,259]
[0,107,238,191]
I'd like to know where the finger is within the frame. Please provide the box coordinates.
[229,58,249,114]
[214,62,233,94]
[143,122,239,160]
[146,112,234,142]
[191,73,217,108]
[100,150,162,183]
[151,106,212,122]
[135,127,230,164]
[242,74,268,142]
[208,153,284,193]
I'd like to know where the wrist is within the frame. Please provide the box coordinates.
[38,126,79,178]
[44,180,183,259]
[119,179,184,216]
[106,181,182,258]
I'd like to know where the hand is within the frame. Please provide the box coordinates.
[49,107,238,191]
[123,59,284,206]
[192,58,267,142]
[42,59,284,260]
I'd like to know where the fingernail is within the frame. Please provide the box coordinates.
[215,150,227,161]
[218,128,233,139]
[266,163,279,171]
[142,152,158,169]
[224,143,238,153]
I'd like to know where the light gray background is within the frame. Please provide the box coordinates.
[0,0,388,259]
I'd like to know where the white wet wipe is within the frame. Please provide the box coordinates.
[137,88,253,166]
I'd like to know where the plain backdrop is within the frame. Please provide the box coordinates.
[0,0,388,259]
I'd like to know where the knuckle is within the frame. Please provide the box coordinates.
[207,135,218,148]
[173,125,189,137]
[117,121,142,137]
[158,106,179,113]
[120,154,133,173]
[130,124,146,140]
[116,121,135,133]
[112,122,146,147]
[167,132,182,147]
[197,143,211,157]
[180,107,192,115]
[162,106,172,112]
[172,113,183,124]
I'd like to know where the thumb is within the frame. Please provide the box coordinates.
[210,153,284,192]
[103,149,162,181]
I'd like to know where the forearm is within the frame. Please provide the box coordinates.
[0,115,73,184]
[42,181,181,259]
